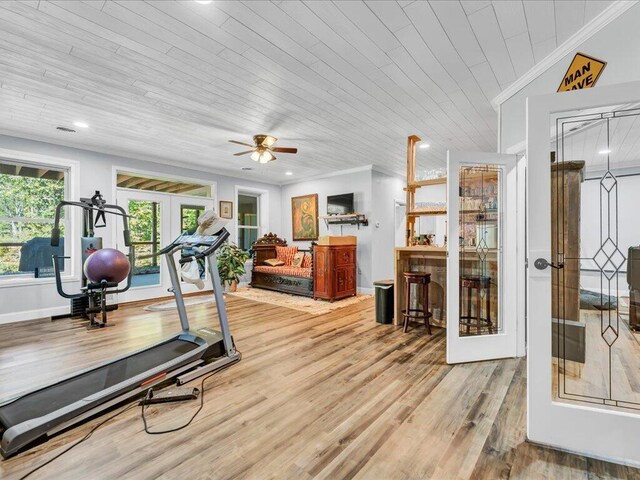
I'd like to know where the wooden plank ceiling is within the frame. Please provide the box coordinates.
[555,108,640,175]
[0,1,613,182]
[116,172,207,194]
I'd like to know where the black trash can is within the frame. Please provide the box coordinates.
[373,280,394,324]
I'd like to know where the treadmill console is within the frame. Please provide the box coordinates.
[175,234,221,246]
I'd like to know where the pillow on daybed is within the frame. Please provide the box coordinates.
[292,252,304,268]
[275,246,298,266]
[264,258,285,267]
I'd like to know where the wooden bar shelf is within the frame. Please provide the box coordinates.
[407,177,447,189]
[407,207,447,216]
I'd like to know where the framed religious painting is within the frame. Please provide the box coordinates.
[291,194,318,241]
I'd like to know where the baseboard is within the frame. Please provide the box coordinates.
[358,287,374,295]
[0,305,69,325]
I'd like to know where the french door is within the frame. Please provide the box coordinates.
[527,80,640,465]
[446,151,519,364]
[116,189,214,302]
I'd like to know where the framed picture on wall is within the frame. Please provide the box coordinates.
[291,193,319,241]
[219,200,233,219]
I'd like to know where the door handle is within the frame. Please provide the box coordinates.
[534,258,564,270]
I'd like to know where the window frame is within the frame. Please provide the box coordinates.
[0,149,80,287]
[235,186,269,252]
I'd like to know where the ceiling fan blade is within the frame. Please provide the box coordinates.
[229,140,254,147]
[233,150,255,156]
[272,147,298,154]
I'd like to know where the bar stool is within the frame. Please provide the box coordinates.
[402,272,432,334]
[459,275,492,334]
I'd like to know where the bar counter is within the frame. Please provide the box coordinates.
[394,246,447,327]
[393,246,499,327]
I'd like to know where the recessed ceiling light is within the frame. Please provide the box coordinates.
[419,143,430,149]
[56,126,76,133]
[73,121,89,129]
[599,149,611,154]
[194,0,212,4]
[285,171,293,176]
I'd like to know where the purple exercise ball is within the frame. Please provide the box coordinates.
[83,248,131,284]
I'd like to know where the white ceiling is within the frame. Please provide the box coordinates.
[557,108,640,174]
[0,0,614,183]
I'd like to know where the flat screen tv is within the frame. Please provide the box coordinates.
[327,193,354,215]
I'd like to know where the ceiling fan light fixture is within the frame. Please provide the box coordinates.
[258,151,274,163]
[231,134,295,163]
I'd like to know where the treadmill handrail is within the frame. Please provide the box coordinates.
[138,228,230,260]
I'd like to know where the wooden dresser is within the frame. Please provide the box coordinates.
[313,244,357,302]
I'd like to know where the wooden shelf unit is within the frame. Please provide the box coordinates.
[404,135,447,246]
[407,177,447,188]
[407,207,447,216]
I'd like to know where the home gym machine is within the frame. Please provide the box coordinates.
[0,227,240,458]
[51,191,133,328]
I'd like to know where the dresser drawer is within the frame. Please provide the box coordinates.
[334,249,355,266]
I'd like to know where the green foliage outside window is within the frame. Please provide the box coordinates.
[127,200,160,271]
[181,206,204,234]
[0,173,65,275]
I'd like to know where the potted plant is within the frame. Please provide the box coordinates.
[216,242,250,292]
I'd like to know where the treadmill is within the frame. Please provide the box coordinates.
[0,228,241,459]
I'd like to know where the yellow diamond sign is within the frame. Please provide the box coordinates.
[558,52,606,92]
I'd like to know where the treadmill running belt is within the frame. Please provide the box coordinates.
[0,339,197,428]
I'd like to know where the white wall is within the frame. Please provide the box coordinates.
[0,134,281,323]
[281,168,374,291]
[371,171,405,282]
[580,174,640,296]
[1,134,406,319]
[499,3,640,153]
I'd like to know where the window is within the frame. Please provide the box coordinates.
[0,159,67,277]
[237,193,259,251]
[181,205,205,234]
[117,172,212,197]
[128,200,161,287]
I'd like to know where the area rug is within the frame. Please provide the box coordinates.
[227,286,371,315]
[144,295,215,311]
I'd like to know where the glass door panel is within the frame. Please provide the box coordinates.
[170,195,215,295]
[527,80,640,464]
[128,199,161,288]
[181,204,205,234]
[458,166,502,337]
[552,108,640,410]
[447,151,518,364]
[116,190,171,302]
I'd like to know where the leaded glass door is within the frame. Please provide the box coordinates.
[528,80,640,465]
[446,151,519,364]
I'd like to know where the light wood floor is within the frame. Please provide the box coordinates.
[0,297,638,480]
[554,307,640,409]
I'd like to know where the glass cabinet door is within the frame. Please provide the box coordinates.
[446,151,518,364]
[458,166,502,337]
